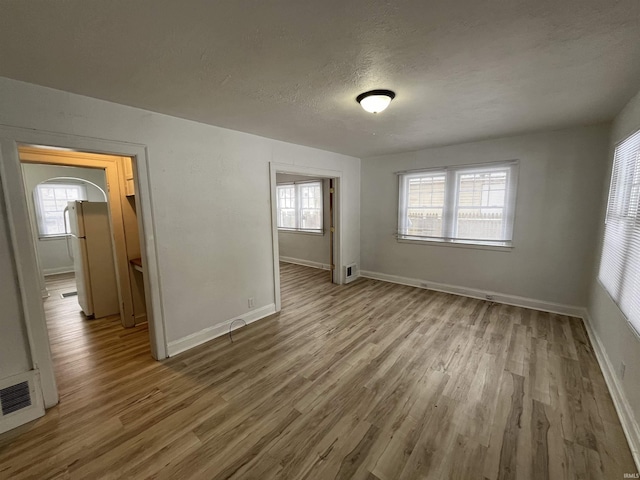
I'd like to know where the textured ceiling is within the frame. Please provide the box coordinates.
[0,1,639,157]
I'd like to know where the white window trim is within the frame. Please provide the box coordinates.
[397,160,518,248]
[276,180,324,234]
[278,229,325,237]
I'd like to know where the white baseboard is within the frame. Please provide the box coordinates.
[280,256,331,271]
[43,266,74,276]
[581,309,640,471]
[41,288,50,299]
[167,303,277,357]
[359,270,584,317]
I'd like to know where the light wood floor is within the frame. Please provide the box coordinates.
[0,264,636,479]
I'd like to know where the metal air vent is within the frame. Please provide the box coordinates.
[0,381,32,416]
[344,263,358,284]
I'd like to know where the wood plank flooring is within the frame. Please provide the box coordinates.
[0,264,636,479]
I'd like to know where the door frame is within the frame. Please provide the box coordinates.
[269,163,343,312]
[19,147,136,328]
[0,126,167,408]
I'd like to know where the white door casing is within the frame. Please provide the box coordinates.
[0,126,168,409]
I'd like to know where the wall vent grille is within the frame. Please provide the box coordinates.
[345,263,358,284]
[0,381,32,416]
[0,371,44,434]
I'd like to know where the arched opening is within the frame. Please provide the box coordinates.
[33,176,108,239]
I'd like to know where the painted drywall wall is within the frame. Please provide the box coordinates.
[276,173,331,268]
[0,180,32,378]
[361,124,610,308]
[21,163,107,277]
[0,77,360,359]
[587,89,640,451]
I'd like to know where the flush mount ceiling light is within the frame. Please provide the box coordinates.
[356,89,396,114]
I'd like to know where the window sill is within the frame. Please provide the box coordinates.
[278,229,324,236]
[396,236,513,252]
[39,235,70,241]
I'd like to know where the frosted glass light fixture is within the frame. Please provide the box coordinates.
[356,89,395,114]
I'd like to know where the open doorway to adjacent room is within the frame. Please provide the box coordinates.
[17,145,153,396]
[275,173,335,280]
[270,164,348,313]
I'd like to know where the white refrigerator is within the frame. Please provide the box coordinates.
[67,201,119,318]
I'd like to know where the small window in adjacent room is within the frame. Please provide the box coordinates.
[276,181,323,233]
[397,161,518,247]
[34,182,87,237]
[598,128,640,335]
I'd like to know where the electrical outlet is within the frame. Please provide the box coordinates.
[620,362,626,380]
[248,297,255,309]
[486,295,494,301]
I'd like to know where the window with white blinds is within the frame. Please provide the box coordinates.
[398,161,518,247]
[598,128,640,335]
[276,181,323,233]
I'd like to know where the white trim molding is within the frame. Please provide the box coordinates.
[43,267,74,276]
[359,270,584,317]
[581,309,640,471]
[279,256,331,271]
[0,137,58,408]
[167,303,277,357]
[0,125,168,409]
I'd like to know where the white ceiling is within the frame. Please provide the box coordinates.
[0,1,639,157]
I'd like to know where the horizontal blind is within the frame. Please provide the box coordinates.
[599,128,640,335]
[298,182,323,231]
[398,170,447,238]
[276,184,296,229]
[453,165,516,243]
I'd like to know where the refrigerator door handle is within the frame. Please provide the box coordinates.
[63,206,69,234]
[64,206,73,259]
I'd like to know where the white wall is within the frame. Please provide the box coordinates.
[361,124,610,308]
[587,89,640,461]
[21,163,107,276]
[277,173,331,268]
[0,77,360,368]
[0,181,32,378]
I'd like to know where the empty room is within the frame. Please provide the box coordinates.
[0,1,639,479]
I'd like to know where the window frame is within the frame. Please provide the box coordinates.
[276,180,324,234]
[34,182,88,238]
[397,161,518,248]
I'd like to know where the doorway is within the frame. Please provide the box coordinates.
[17,146,154,387]
[19,146,148,326]
[269,163,343,312]
[0,128,166,410]
[275,173,334,281]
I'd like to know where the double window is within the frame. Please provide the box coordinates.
[276,181,323,233]
[599,128,640,335]
[398,161,518,247]
[34,182,87,237]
